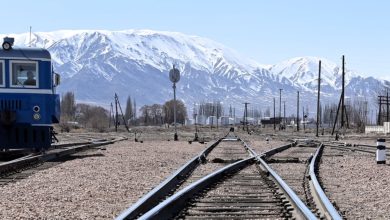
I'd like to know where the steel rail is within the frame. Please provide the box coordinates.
[0,137,126,176]
[239,138,296,158]
[309,144,343,220]
[138,157,255,220]
[240,139,317,220]
[116,137,223,220]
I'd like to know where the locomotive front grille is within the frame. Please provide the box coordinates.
[0,100,22,111]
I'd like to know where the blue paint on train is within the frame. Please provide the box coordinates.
[0,38,60,150]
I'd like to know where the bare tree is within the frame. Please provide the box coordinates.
[139,104,164,125]
[76,103,109,132]
[133,99,137,125]
[163,99,187,124]
[61,91,76,120]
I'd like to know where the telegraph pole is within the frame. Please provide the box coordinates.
[387,89,389,122]
[283,101,286,128]
[273,98,276,130]
[331,55,347,135]
[243,102,250,131]
[115,94,119,132]
[303,107,306,131]
[297,91,300,132]
[341,55,345,128]
[279,89,283,130]
[316,60,321,137]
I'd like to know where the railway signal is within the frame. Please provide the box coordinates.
[169,65,180,141]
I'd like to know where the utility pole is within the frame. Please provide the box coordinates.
[387,89,389,122]
[279,89,283,130]
[115,94,119,132]
[193,103,199,141]
[297,91,300,132]
[273,98,276,130]
[332,55,346,135]
[114,93,130,132]
[316,60,321,137]
[211,104,215,131]
[303,107,306,131]
[216,103,219,130]
[341,55,345,128]
[283,101,286,128]
[243,102,250,131]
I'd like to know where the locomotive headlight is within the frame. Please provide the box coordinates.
[2,42,11,50]
[33,105,40,112]
[2,37,14,51]
[33,113,41,120]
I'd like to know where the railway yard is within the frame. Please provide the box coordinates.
[0,127,389,219]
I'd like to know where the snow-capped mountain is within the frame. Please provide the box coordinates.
[1,30,388,115]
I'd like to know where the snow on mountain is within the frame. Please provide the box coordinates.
[0,30,387,115]
[270,56,358,90]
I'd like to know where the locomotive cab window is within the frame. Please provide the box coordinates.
[0,61,4,87]
[10,61,38,88]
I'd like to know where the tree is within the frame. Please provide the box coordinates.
[124,96,133,124]
[133,99,137,124]
[163,99,187,124]
[61,91,76,120]
[76,103,109,132]
[139,104,164,125]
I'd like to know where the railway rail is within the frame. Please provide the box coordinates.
[0,136,127,185]
[117,132,343,219]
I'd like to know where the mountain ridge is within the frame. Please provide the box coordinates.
[1,29,388,115]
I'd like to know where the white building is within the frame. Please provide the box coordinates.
[207,116,217,126]
[196,115,207,125]
[185,118,194,126]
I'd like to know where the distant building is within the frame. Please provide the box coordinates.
[196,115,207,125]
[207,116,217,126]
[365,122,390,134]
[261,117,282,125]
[220,116,235,126]
[185,118,194,125]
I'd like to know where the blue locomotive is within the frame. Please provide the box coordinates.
[0,37,60,150]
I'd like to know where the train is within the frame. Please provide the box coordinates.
[0,37,60,151]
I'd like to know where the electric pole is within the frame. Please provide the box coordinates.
[243,102,250,131]
[341,55,345,128]
[273,98,276,130]
[283,101,286,128]
[279,89,283,130]
[316,60,321,137]
[115,94,119,132]
[297,91,300,132]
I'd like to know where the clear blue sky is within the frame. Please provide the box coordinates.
[3,0,390,79]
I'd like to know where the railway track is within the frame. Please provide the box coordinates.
[264,140,319,214]
[0,135,127,186]
[118,132,346,219]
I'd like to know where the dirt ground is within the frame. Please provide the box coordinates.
[0,125,388,219]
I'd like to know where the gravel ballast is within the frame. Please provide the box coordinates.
[0,140,206,219]
[320,146,390,219]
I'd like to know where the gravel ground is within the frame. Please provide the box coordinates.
[238,132,292,155]
[270,163,308,200]
[177,141,250,191]
[0,139,206,219]
[267,145,318,205]
[320,146,390,219]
